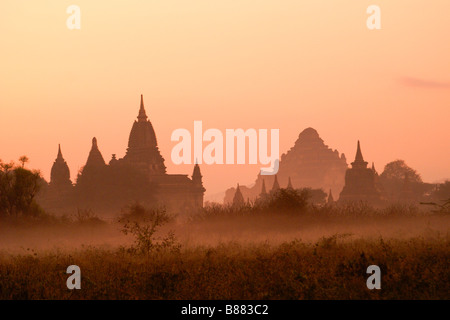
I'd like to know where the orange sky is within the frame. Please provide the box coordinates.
[0,1,449,199]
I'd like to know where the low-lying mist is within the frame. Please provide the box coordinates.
[0,206,448,254]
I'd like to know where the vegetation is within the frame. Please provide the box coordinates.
[0,157,448,300]
[194,188,310,220]
[0,234,448,299]
[380,159,423,183]
[118,203,180,255]
[193,190,440,223]
[379,159,434,201]
[73,208,107,226]
[0,158,44,218]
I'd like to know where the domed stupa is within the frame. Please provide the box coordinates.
[122,94,166,174]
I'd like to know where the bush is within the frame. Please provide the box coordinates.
[119,203,180,255]
[256,188,310,214]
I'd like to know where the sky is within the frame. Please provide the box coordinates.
[0,0,449,199]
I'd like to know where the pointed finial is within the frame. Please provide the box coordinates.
[84,137,106,167]
[272,174,280,191]
[57,144,63,159]
[351,140,368,168]
[138,94,148,122]
[233,183,245,207]
[355,140,364,162]
[287,176,293,189]
[261,179,267,195]
[192,161,202,181]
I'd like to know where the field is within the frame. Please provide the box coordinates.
[0,206,449,300]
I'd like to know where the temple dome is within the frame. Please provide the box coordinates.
[128,95,158,150]
[128,119,158,150]
[298,127,320,139]
[122,95,166,174]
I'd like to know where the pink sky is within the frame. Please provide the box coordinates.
[0,1,449,199]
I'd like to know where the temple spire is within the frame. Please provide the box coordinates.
[84,137,106,167]
[272,175,280,191]
[50,144,72,188]
[57,144,63,160]
[233,183,245,207]
[355,140,364,162]
[137,94,148,122]
[351,140,368,168]
[287,177,293,189]
[192,162,203,187]
[372,162,377,172]
[260,179,267,196]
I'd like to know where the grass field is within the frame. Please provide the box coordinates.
[0,207,448,300]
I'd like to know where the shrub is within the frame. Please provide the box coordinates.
[119,203,180,255]
[257,188,310,214]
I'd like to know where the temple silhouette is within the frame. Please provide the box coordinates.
[226,133,392,207]
[42,95,205,215]
[224,128,348,204]
[338,140,383,205]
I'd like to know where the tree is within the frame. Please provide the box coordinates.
[379,159,429,201]
[380,160,422,183]
[0,160,15,215]
[18,156,29,168]
[430,180,450,201]
[302,188,327,205]
[0,158,43,217]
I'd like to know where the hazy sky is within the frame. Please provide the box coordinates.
[1,1,449,198]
